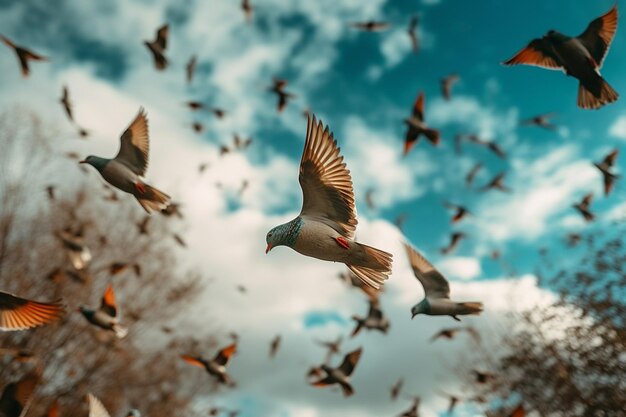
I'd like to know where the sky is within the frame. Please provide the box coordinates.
[0,0,624,416]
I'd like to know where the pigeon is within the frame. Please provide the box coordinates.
[87,393,111,417]
[520,112,558,130]
[79,284,128,338]
[572,193,594,221]
[484,141,506,159]
[241,0,254,23]
[265,116,393,289]
[404,243,484,321]
[593,149,619,196]
[186,55,197,84]
[440,232,466,255]
[144,24,169,70]
[503,5,618,109]
[180,343,237,386]
[56,229,92,270]
[404,91,440,155]
[310,348,362,397]
[407,16,420,53]
[349,21,390,32]
[390,378,404,401]
[46,185,56,200]
[0,373,39,417]
[0,291,64,331]
[60,85,73,122]
[269,335,281,358]
[430,326,480,343]
[233,134,253,150]
[465,163,483,187]
[268,78,295,112]
[351,299,390,337]
[443,202,472,224]
[479,172,510,192]
[80,108,171,213]
[441,73,460,100]
[0,35,47,77]
[398,397,421,417]
[315,336,342,364]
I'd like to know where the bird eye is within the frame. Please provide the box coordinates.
[268,233,273,238]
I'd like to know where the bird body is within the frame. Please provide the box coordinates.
[310,348,362,397]
[79,284,128,338]
[180,343,237,386]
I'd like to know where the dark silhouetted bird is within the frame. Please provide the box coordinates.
[349,21,390,32]
[404,91,440,155]
[60,85,74,122]
[241,0,254,23]
[180,343,237,386]
[521,112,558,130]
[79,284,128,338]
[443,201,472,224]
[269,335,281,358]
[572,193,594,221]
[479,172,510,192]
[593,148,619,196]
[351,300,389,337]
[407,16,420,53]
[0,35,47,77]
[390,378,404,401]
[310,348,362,397]
[441,73,459,100]
[186,55,197,84]
[440,232,467,255]
[268,78,295,112]
[465,162,482,188]
[144,24,169,70]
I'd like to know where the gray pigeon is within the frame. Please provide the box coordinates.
[79,284,128,338]
[80,108,171,213]
[351,299,390,337]
[310,348,362,397]
[265,116,392,289]
[404,243,483,321]
[180,343,237,386]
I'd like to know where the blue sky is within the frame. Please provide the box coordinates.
[0,0,624,416]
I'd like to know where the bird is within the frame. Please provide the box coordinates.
[404,243,484,321]
[441,73,460,100]
[0,35,47,77]
[144,24,169,70]
[593,149,619,196]
[440,232,466,255]
[443,201,472,224]
[79,284,128,338]
[572,193,595,221]
[315,336,343,364]
[184,101,205,110]
[233,134,253,150]
[241,0,253,23]
[265,116,393,289]
[80,108,171,213]
[0,372,39,417]
[136,216,150,235]
[310,348,362,397]
[186,55,197,84]
[465,162,483,188]
[404,91,440,155]
[390,378,404,401]
[351,299,389,337]
[161,201,183,218]
[565,232,582,247]
[268,78,295,112]
[60,85,74,122]
[365,188,376,210]
[472,369,496,384]
[520,112,558,130]
[349,21,390,32]
[407,16,420,53]
[398,396,421,417]
[430,326,480,343]
[338,270,380,302]
[479,172,510,192]
[0,291,64,331]
[180,343,237,386]
[87,393,111,417]
[503,5,618,109]
[56,229,92,271]
[484,140,506,159]
[173,233,186,247]
[439,391,461,415]
[269,335,281,358]
[45,185,56,200]
[210,108,227,119]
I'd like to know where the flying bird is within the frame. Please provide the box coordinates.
[80,108,171,213]
[404,91,440,155]
[60,85,74,122]
[465,162,482,187]
[365,188,376,210]
[398,396,421,417]
[593,149,619,196]
[520,112,558,130]
[351,300,389,337]
[265,116,393,289]
[144,24,169,70]
[440,232,467,255]
[315,336,343,363]
[404,243,484,321]
[349,21,390,32]
[484,140,506,159]
[441,73,460,100]
[180,343,237,386]
[503,5,619,109]
[186,55,197,84]
[407,16,420,53]
[430,326,480,343]
[241,0,254,23]
[472,369,496,384]
[572,193,595,221]
[310,348,362,397]
[0,35,47,77]
[79,284,128,338]
[56,229,92,270]
[0,373,39,417]
[390,378,404,401]
[0,291,64,331]
[479,172,510,192]
[269,335,281,358]
[443,201,472,224]
[233,134,253,150]
[268,78,296,113]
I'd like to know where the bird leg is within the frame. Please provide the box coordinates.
[135,181,147,194]
[334,236,350,249]
[451,315,461,322]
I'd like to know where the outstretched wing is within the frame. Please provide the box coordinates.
[114,108,150,176]
[100,284,118,318]
[87,394,111,417]
[577,5,618,68]
[338,348,362,376]
[213,343,237,366]
[0,292,64,331]
[503,38,562,70]
[404,243,450,299]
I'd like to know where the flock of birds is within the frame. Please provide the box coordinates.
[0,2,622,417]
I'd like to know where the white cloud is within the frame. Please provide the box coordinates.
[438,256,482,280]
[608,115,626,140]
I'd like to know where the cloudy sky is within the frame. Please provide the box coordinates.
[0,0,624,416]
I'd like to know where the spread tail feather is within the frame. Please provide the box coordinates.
[136,184,171,214]
[578,78,618,110]
[340,382,354,397]
[347,243,392,289]
[457,302,483,316]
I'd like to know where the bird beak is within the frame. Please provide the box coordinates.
[79,160,87,164]
[265,243,272,254]
[411,312,417,320]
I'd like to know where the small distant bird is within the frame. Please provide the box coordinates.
[390,378,404,401]
[521,112,558,130]
[241,0,254,23]
[0,373,39,417]
[572,193,594,221]
[161,202,183,218]
[351,300,390,337]
[180,343,237,386]
[56,229,92,271]
[77,127,90,138]
[479,172,510,192]
[233,134,253,150]
[310,348,362,397]
[440,232,466,255]
[87,393,111,417]
[210,108,227,119]
[565,232,582,247]
[398,397,421,417]
[315,336,342,363]
[265,116,393,289]
[365,189,376,210]
[186,55,197,84]
[79,284,128,338]
[80,108,171,213]
[137,216,150,235]
[46,185,56,200]
[269,335,281,358]
[173,233,186,247]
[407,16,420,53]
[144,24,169,70]
[349,21,390,32]
[443,201,471,224]
[485,141,506,159]
[185,101,205,110]
[441,73,459,100]
[60,85,74,122]
[0,292,64,331]
[430,326,480,343]
[593,149,619,196]
[503,5,619,109]
[0,35,47,77]
[268,78,295,112]
[405,243,484,321]
[404,91,440,155]
[472,369,496,384]
[190,122,204,134]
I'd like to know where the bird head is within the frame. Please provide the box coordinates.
[79,155,108,171]
[265,219,302,253]
[410,300,429,319]
[544,30,567,42]
[78,305,94,317]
